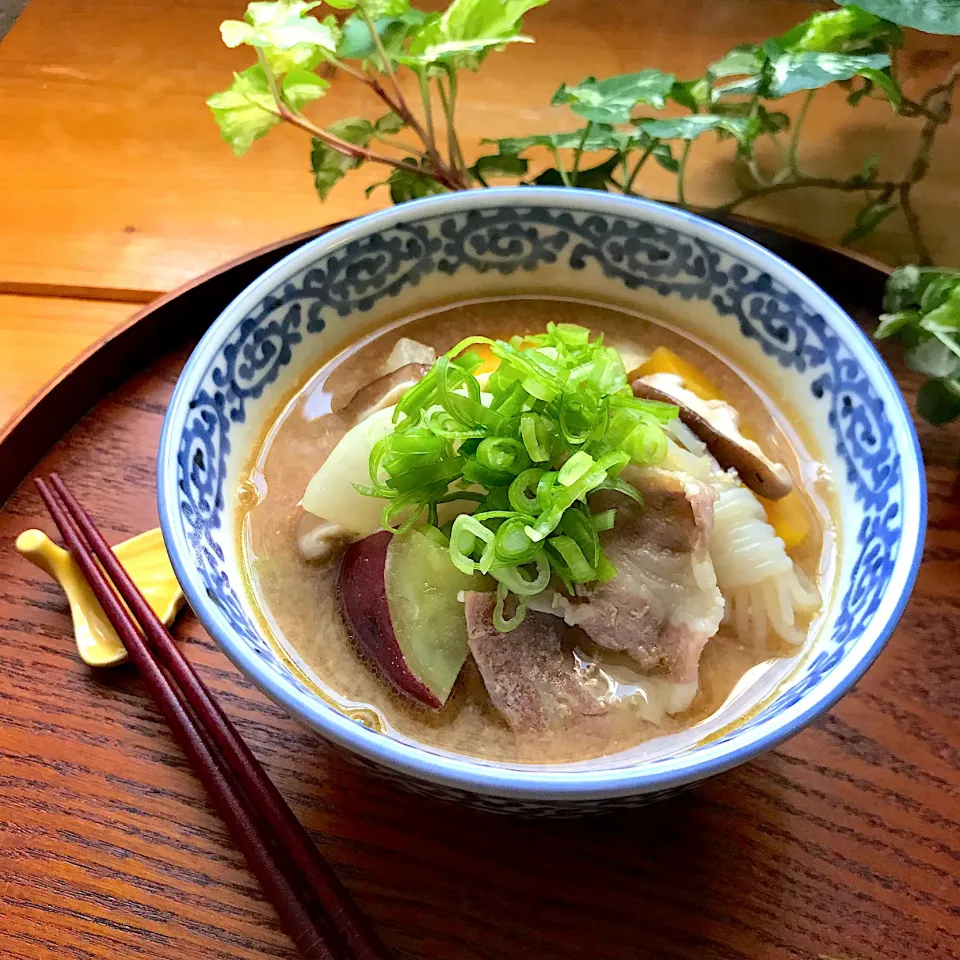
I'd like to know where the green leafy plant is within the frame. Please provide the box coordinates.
[208,0,960,422]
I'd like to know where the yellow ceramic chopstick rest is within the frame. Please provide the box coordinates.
[16,527,185,667]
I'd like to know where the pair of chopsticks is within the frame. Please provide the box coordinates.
[35,474,391,960]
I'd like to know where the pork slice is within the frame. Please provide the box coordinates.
[558,467,724,683]
[464,592,604,734]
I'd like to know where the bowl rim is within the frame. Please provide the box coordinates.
[158,187,926,800]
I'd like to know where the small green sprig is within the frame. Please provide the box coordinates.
[875,265,960,424]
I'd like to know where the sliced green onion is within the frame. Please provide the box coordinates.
[519,412,551,462]
[560,507,600,568]
[387,456,465,494]
[445,335,497,359]
[558,451,595,487]
[476,436,531,475]
[382,490,431,534]
[548,535,596,582]
[493,583,526,632]
[491,516,539,566]
[508,468,544,514]
[449,514,495,575]
[420,524,449,547]
[592,509,616,532]
[423,407,487,439]
[552,322,590,347]
[596,476,644,504]
[595,551,618,582]
[361,322,679,632]
[491,555,551,595]
[535,470,559,511]
[461,458,514,488]
[625,422,668,463]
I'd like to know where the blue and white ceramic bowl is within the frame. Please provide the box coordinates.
[158,188,925,812]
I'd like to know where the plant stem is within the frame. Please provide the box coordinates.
[623,143,654,195]
[788,90,815,177]
[676,141,692,207]
[898,60,959,264]
[713,175,899,214]
[354,15,462,188]
[571,122,592,184]
[550,145,572,187]
[373,134,428,157]
[361,9,406,119]
[444,67,466,180]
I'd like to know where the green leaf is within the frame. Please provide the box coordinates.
[841,197,897,243]
[384,159,449,203]
[707,44,763,80]
[916,378,960,424]
[847,67,903,109]
[325,0,410,16]
[776,8,902,54]
[207,65,280,157]
[874,309,920,339]
[310,117,375,200]
[470,152,529,184]
[402,0,549,70]
[860,152,881,182]
[636,114,754,143]
[669,78,711,111]
[905,334,960,378]
[336,8,428,61]
[552,70,676,124]
[486,125,633,154]
[281,67,329,108]
[219,1,338,73]
[768,50,891,97]
[883,265,960,312]
[919,286,960,332]
[374,111,406,135]
[837,0,960,36]
[883,264,924,311]
[328,116,376,144]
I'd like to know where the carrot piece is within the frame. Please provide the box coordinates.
[761,490,812,549]
[632,346,721,401]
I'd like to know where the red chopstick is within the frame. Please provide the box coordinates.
[36,475,391,960]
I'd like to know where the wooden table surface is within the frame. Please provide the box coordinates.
[1,1,958,958]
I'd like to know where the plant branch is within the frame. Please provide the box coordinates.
[361,9,406,118]
[713,175,900,214]
[549,145,572,187]
[897,60,960,264]
[354,15,463,188]
[622,143,654,195]
[676,141,692,207]
[256,54,459,191]
[571,122,592,183]
[437,69,466,181]
[788,90,815,177]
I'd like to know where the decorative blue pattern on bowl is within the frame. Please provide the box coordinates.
[158,189,924,809]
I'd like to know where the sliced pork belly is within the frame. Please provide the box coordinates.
[464,592,605,734]
[557,467,724,684]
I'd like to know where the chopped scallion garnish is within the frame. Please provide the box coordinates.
[362,323,678,630]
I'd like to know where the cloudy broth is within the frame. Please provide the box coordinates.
[239,298,835,764]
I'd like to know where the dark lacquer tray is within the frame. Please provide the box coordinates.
[1,219,957,960]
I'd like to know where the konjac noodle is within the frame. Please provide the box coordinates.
[239,298,835,764]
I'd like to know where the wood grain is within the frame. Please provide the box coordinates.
[0,231,958,960]
[3,0,960,301]
[0,297,135,427]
